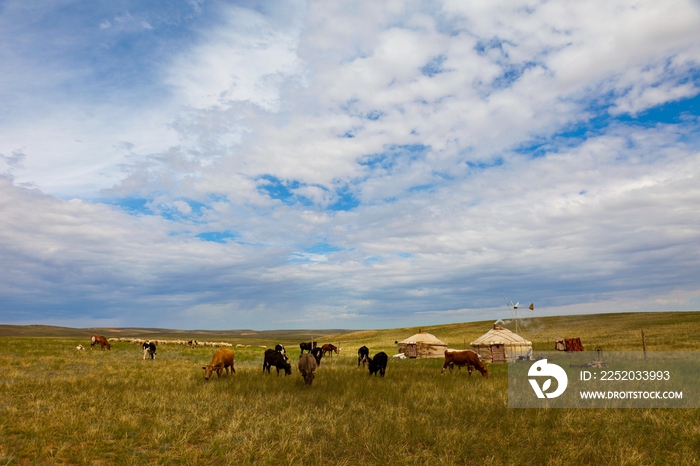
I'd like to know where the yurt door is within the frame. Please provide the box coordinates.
[405,344,418,358]
[490,344,506,363]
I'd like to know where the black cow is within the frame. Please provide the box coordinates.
[310,347,323,366]
[368,352,388,377]
[263,349,292,376]
[299,341,317,354]
[357,346,369,367]
[142,341,157,360]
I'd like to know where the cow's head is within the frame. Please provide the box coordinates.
[301,370,315,386]
[479,365,489,377]
[202,365,215,380]
[283,363,292,375]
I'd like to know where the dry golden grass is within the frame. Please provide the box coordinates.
[1,311,700,465]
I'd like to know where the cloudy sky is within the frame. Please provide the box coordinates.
[1,0,699,330]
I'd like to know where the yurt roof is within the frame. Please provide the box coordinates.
[398,332,447,346]
[470,326,532,345]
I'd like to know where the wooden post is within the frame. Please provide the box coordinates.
[641,329,647,360]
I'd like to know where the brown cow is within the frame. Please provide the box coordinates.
[202,348,235,380]
[441,350,488,377]
[298,353,317,386]
[90,334,111,350]
[321,343,339,357]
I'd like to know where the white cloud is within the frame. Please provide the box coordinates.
[173,200,192,215]
[1,0,699,329]
[165,3,307,111]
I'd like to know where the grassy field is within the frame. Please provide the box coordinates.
[1,311,700,465]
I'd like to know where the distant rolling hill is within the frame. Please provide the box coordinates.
[0,324,355,340]
[2,311,700,351]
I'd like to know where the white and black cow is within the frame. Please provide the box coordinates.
[310,346,323,366]
[142,341,157,360]
[275,344,288,361]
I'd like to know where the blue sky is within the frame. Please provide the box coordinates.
[1,0,699,330]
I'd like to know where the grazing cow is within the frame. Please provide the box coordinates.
[298,353,317,386]
[142,341,157,360]
[202,348,235,380]
[357,346,369,367]
[90,334,111,351]
[441,350,488,377]
[76,344,85,351]
[321,343,339,357]
[368,352,388,377]
[263,349,292,376]
[299,341,317,354]
[310,347,323,366]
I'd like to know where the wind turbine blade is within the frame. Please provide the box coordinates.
[501,290,510,307]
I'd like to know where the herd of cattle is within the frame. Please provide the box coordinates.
[86,334,488,386]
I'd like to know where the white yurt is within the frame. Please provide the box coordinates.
[396,331,447,359]
[470,325,532,363]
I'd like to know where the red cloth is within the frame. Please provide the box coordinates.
[564,338,584,351]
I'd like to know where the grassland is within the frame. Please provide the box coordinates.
[1,311,700,465]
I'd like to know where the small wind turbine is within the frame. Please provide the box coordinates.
[501,290,533,334]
